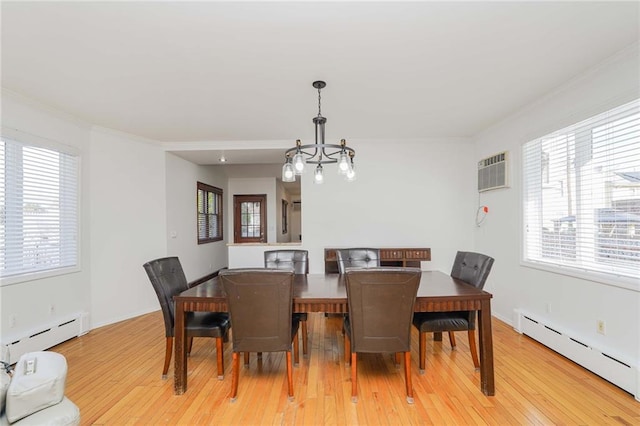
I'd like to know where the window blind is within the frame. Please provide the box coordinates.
[197,182,222,243]
[522,99,640,281]
[0,137,79,280]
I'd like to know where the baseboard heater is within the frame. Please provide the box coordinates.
[514,309,636,397]
[2,312,90,364]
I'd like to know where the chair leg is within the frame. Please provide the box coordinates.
[293,331,300,366]
[286,351,294,401]
[244,352,250,366]
[216,337,224,380]
[448,331,457,349]
[231,352,240,402]
[187,337,194,355]
[301,319,308,355]
[162,337,173,379]
[468,329,480,369]
[344,334,351,365]
[419,331,426,373]
[394,352,401,367]
[404,351,414,404]
[350,353,358,402]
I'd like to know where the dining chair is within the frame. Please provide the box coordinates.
[219,268,300,402]
[336,248,382,340]
[264,250,309,355]
[143,257,230,380]
[412,251,494,373]
[336,248,380,274]
[344,267,421,403]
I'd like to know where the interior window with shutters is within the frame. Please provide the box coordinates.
[522,98,640,285]
[0,136,79,284]
[197,182,223,244]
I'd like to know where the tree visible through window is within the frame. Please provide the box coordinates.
[197,182,223,244]
[522,99,640,282]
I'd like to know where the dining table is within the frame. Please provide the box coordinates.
[173,271,495,396]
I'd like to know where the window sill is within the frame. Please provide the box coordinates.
[0,266,81,287]
[520,260,640,293]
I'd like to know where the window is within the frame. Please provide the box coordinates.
[0,136,79,283]
[522,99,640,283]
[197,182,223,243]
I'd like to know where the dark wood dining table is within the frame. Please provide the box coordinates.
[173,271,495,396]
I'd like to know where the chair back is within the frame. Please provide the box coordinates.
[219,268,295,353]
[336,248,380,274]
[450,251,495,289]
[143,257,189,337]
[264,250,309,274]
[345,267,421,353]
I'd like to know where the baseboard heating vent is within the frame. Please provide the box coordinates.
[478,151,508,192]
[514,310,636,397]
[1,312,89,364]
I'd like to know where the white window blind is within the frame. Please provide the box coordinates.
[0,136,79,281]
[522,99,640,282]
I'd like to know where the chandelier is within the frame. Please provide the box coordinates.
[282,81,356,184]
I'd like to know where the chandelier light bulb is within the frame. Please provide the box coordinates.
[282,162,295,182]
[346,164,356,181]
[293,152,305,174]
[314,165,324,184]
[338,152,350,174]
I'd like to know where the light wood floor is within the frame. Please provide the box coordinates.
[51,311,638,425]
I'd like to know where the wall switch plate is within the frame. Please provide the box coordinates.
[596,320,606,335]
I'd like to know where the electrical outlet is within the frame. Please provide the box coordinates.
[49,304,55,314]
[9,315,16,328]
[545,302,552,313]
[596,320,606,335]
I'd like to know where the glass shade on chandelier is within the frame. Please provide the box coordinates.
[282,81,356,184]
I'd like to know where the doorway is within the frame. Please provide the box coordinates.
[234,194,267,243]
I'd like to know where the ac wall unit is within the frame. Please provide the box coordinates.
[478,151,508,192]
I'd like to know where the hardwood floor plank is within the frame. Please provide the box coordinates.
[48,311,638,425]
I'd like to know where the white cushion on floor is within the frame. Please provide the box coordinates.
[5,352,67,424]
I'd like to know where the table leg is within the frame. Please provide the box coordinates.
[174,301,187,394]
[478,300,495,396]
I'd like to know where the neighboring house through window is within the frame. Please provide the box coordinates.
[522,98,640,284]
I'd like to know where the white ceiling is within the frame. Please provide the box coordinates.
[2,1,639,166]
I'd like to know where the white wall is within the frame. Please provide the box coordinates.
[473,46,640,387]
[88,128,166,328]
[300,138,476,274]
[1,91,92,341]
[166,153,228,280]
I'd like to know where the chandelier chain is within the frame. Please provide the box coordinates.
[317,87,322,117]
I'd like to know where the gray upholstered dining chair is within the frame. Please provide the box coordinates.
[335,248,381,336]
[219,268,300,402]
[412,251,494,372]
[264,250,309,355]
[344,267,421,403]
[336,248,380,274]
[143,257,231,380]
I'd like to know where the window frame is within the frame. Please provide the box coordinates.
[1,130,81,286]
[197,182,223,244]
[520,99,640,291]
